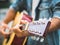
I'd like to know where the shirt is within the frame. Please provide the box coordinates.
[9,0,60,45]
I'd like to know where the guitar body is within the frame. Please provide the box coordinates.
[3,11,33,45]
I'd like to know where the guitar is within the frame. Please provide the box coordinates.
[3,11,33,45]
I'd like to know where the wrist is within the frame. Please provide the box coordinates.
[2,20,9,24]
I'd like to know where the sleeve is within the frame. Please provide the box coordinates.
[53,2,60,18]
[9,0,24,12]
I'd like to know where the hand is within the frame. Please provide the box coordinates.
[10,20,29,37]
[0,22,11,38]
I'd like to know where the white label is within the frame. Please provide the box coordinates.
[28,19,49,36]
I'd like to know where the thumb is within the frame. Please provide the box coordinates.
[20,20,28,24]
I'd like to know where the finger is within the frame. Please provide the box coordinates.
[14,24,23,29]
[0,22,9,29]
[0,29,10,37]
[10,27,22,34]
[3,24,9,29]
[10,24,22,31]
[20,20,28,24]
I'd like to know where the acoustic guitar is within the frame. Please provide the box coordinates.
[3,11,33,45]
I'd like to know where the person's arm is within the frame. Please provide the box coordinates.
[0,0,22,37]
[3,0,25,24]
[2,8,16,24]
[46,3,60,32]
[46,17,60,32]
[0,8,17,37]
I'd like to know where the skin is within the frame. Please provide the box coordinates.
[0,8,60,37]
[0,8,16,37]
